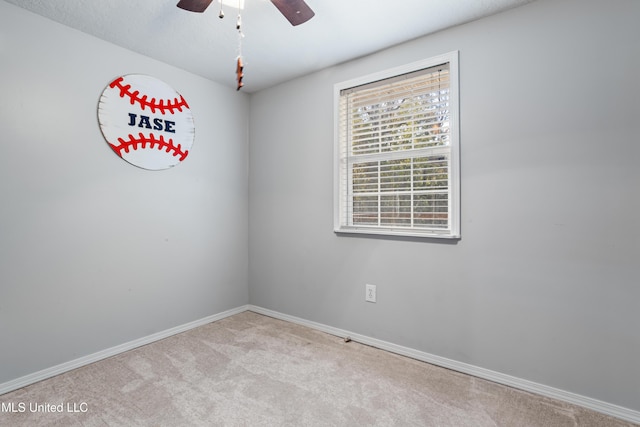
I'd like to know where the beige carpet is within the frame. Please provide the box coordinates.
[0,311,635,426]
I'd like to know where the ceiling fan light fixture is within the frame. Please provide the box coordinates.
[220,0,244,9]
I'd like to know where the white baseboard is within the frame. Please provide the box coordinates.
[247,305,640,425]
[0,305,249,396]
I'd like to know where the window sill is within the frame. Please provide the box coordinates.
[334,226,460,240]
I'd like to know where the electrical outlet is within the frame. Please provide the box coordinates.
[365,284,377,303]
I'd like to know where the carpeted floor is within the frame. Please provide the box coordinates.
[0,311,636,426]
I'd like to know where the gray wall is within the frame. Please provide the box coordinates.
[249,0,640,412]
[0,2,249,384]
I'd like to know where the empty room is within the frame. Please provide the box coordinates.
[0,0,638,425]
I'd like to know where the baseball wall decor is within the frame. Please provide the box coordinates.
[98,74,195,170]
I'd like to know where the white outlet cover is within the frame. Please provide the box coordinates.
[366,284,376,303]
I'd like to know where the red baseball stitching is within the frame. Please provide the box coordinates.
[109,77,190,115]
[110,133,189,161]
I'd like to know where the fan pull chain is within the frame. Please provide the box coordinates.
[218,0,224,18]
[235,2,244,90]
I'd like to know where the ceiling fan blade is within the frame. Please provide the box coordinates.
[177,0,214,13]
[271,0,315,26]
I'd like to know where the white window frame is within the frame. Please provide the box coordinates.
[334,51,460,239]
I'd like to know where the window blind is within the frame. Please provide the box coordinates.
[336,57,458,237]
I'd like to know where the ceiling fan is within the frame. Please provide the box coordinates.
[176,0,315,26]
[177,0,314,90]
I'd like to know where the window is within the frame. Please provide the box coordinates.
[334,51,460,239]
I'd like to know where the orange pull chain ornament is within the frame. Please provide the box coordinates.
[235,10,245,91]
[236,57,244,91]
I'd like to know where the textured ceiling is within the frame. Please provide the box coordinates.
[4,0,534,92]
